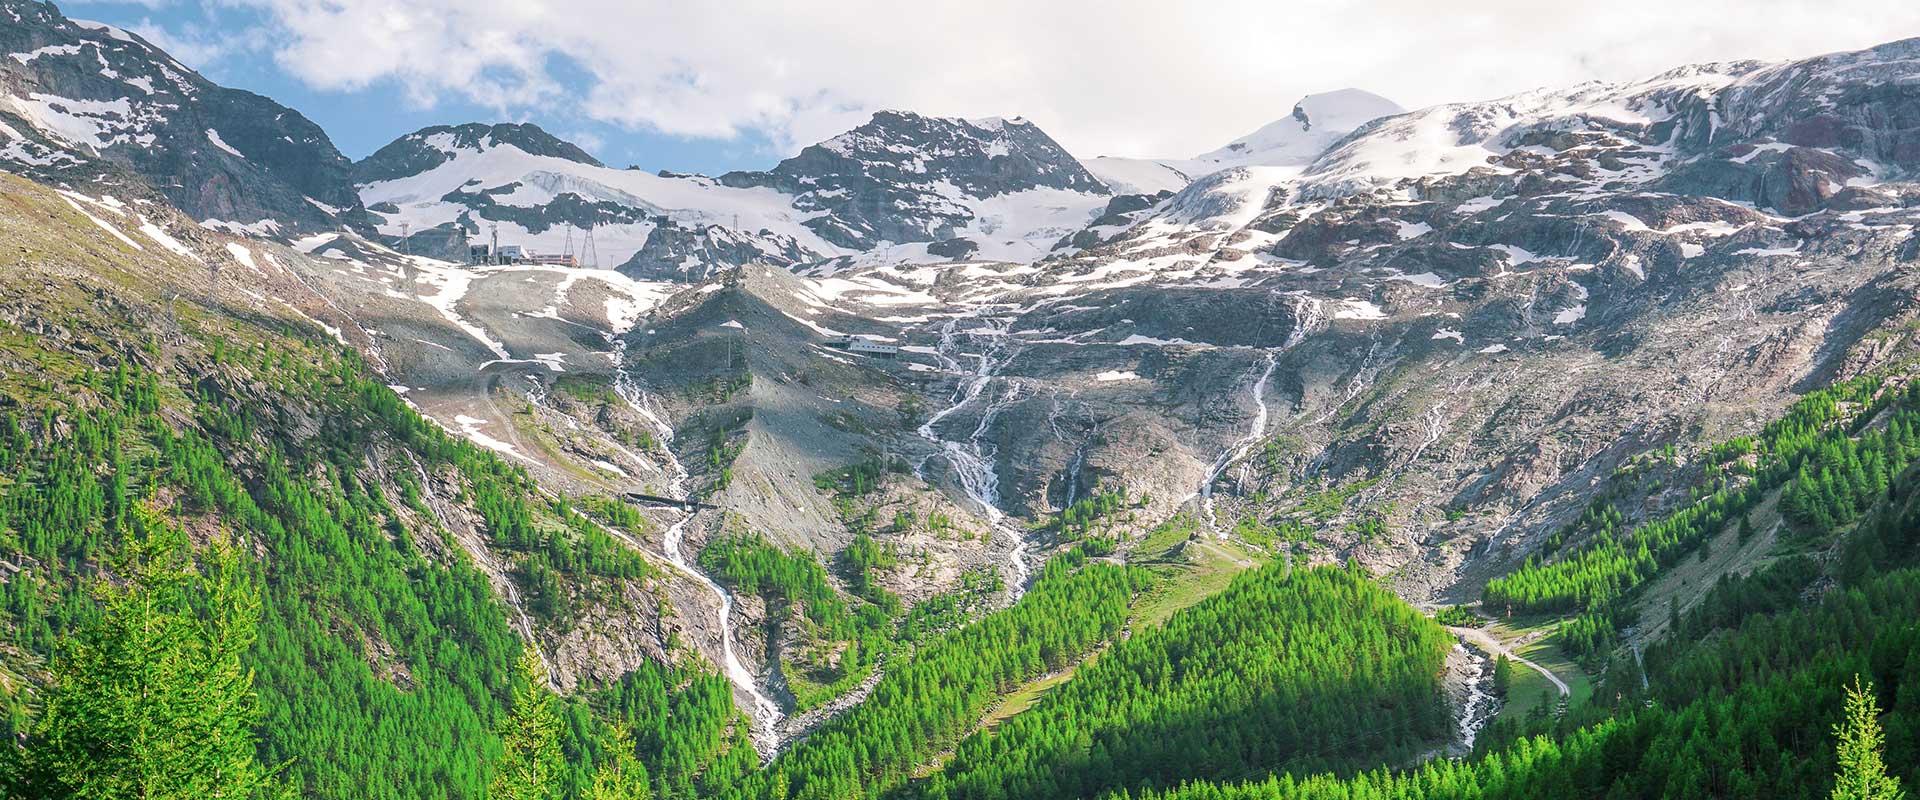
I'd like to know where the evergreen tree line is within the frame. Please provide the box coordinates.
[0,327,1151,800]
[1114,454,1920,800]
[838,532,902,613]
[0,338,733,799]
[481,553,1153,800]
[699,533,895,710]
[1045,487,1132,542]
[708,556,1149,800]
[0,516,287,799]
[1485,377,1920,616]
[902,562,1454,800]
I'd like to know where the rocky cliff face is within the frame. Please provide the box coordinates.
[0,0,361,234]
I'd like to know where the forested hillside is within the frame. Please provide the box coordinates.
[699,532,894,710]
[1116,434,1920,800]
[0,259,513,795]
[1486,372,1920,668]
[0,177,764,799]
[905,562,1453,800]
[713,555,1149,800]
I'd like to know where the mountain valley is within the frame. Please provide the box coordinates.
[2,1,1919,797]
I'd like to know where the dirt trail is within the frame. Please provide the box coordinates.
[1449,625,1570,696]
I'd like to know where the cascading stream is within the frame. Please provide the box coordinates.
[1452,643,1494,752]
[609,336,784,756]
[1188,294,1324,527]
[915,315,1033,602]
[1195,350,1280,527]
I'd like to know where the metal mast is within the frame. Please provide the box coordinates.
[581,224,599,269]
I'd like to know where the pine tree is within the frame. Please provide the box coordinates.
[1492,655,1513,698]
[7,514,287,800]
[491,648,563,800]
[1831,675,1904,800]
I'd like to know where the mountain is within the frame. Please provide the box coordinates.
[721,110,1109,257]
[355,110,1115,279]
[7,15,1920,800]
[1078,155,1194,195]
[959,36,1920,603]
[0,0,361,234]
[302,31,1920,711]
[1077,89,1405,197]
[352,96,1416,281]
[1191,88,1406,170]
[352,119,841,278]
[353,122,605,186]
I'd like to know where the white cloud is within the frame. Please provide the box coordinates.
[221,0,1920,159]
[563,128,606,155]
[125,16,250,67]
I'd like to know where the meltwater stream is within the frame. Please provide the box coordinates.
[1189,294,1324,526]
[1194,350,1281,526]
[915,315,1034,603]
[611,338,783,756]
[1452,643,1494,752]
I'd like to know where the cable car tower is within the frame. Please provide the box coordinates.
[580,223,599,269]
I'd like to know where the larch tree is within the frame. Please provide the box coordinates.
[1831,675,1904,800]
[490,647,563,800]
[5,512,287,800]
[585,723,653,800]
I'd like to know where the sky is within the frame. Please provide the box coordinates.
[57,0,1920,175]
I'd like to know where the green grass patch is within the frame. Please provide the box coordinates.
[1128,542,1255,630]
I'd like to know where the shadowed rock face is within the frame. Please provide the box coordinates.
[0,0,360,233]
[620,220,818,282]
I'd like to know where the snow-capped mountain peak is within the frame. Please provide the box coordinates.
[354,122,603,187]
[729,110,1102,201]
[1192,88,1406,169]
[352,109,1114,279]
[0,0,360,234]
[1078,89,1404,197]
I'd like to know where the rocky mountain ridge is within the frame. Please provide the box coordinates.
[0,0,363,234]
[351,107,1141,281]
